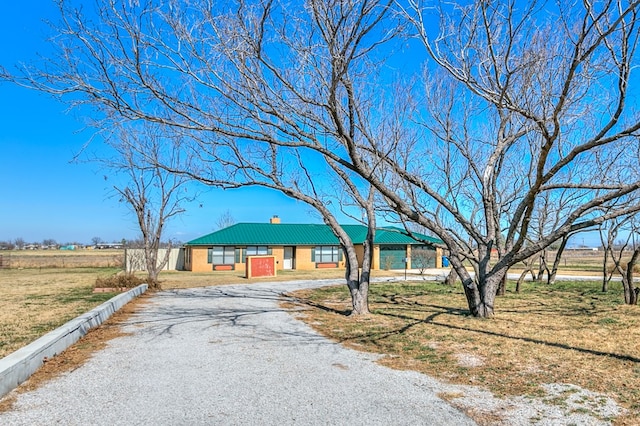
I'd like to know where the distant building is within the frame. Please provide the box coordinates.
[95,243,123,250]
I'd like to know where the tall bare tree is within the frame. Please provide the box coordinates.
[108,126,194,287]
[378,0,640,316]
[5,0,640,317]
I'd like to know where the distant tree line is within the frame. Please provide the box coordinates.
[0,237,166,250]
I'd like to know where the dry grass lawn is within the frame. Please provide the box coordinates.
[0,267,122,358]
[288,279,640,424]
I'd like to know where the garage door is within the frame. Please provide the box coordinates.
[379,245,407,270]
[411,246,436,269]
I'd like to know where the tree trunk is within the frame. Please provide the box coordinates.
[457,263,505,318]
[145,242,171,289]
[345,263,370,315]
[547,235,568,285]
[348,279,370,314]
[602,247,611,292]
[496,274,506,296]
[622,248,640,305]
[516,269,529,293]
[516,258,534,292]
[344,247,368,315]
[145,246,160,288]
[536,250,549,283]
[621,277,638,305]
[600,225,617,293]
[343,226,373,315]
[445,268,458,285]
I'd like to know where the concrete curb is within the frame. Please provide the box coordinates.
[0,284,148,398]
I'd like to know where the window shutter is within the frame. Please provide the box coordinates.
[311,247,316,262]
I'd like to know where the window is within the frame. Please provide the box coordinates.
[208,246,235,264]
[246,246,269,256]
[185,247,191,265]
[312,246,342,263]
[242,246,271,262]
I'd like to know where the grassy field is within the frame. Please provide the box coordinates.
[504,248,608,276]
[0,267,122,358]
[0,249,124,269]
[0,250,128,358]
[289,280,640,424]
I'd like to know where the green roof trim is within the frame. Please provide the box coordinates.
[186,223,442,246]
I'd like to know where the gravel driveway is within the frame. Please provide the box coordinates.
[0,279,476,425]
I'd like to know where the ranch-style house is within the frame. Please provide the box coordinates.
[184,216,444,272]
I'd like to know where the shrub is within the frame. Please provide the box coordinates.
[94,272,148,289]
[605,262,640,275]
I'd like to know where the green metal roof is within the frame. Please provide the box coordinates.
[374,227,442,245]
[186,223,442,246]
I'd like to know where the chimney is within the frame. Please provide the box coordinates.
[270,215,281,224]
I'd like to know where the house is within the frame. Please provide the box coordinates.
[184,216,444,272]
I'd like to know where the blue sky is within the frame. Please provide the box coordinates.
[0,2,324,245]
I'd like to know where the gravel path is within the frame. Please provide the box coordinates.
[0,279,476,426]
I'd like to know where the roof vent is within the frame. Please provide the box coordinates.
[270,215,281,224]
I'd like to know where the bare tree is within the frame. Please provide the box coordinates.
[91,236,103,247]
[600,215,640,304]
[0,0,399,315]
[526,186,589,285]
[13,238,25,250]
[374,0,640,316]
[0,241,15,250]
[411,249,435,275]
[515,256,537,293]
[108,126,194,287]
[215,210,235,231]
[42,239,57,248]
[5,0,640,318]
